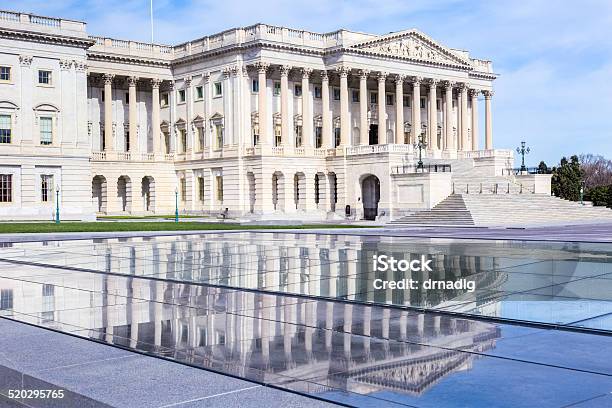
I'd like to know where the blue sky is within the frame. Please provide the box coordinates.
[12,0,612,166]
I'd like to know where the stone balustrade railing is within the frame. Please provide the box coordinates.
[346,143,414,156]
[0,10,87,36]
[91,152,174,162]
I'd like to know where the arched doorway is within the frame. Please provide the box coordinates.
[247,172,256,213]
[294,172,305,210]
[272,171,284,211]
[117,175,132,213]
[361,175,380,220]
[92,175,107,213]
[141,176,155,213]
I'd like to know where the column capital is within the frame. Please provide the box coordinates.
[59,59,73,71]
[167,80,175,91]
[457,82,468,91]
[442,80,455,89]
[412,76,423,86]
[359,69,370,80]
[482,90,494,99]
[241,66,249,77]
[202,72,210,83]
[336,65,350,78]
[394,73,406,84]
[19,55,33,66]
[127,76,138,86]
[320,70,329,81]
[74,60,87,71]
[254,61,269,74]
[102,73,115,85]
[150,78,162,89]
[377,71,388,81]
[300,67,313,79]
[469,88,480,98]
[427,78,439,88]
[279,65,292,77]
[222,66,234,79]
[184,76,192,86]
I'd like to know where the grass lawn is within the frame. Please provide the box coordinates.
[0,222,372,234]
[98,215,209,219]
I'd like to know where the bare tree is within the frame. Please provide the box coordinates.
[579,154,612,188]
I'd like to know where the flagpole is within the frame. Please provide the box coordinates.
[150,0,154,43]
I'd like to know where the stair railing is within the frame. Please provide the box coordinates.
[507,183,510,194]
[494,183,498,194]
[520,183,523,194]
[466,183,469,194]
[479,183,482,194]
[452,182,455,194]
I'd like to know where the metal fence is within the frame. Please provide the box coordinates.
[392,164,452,174]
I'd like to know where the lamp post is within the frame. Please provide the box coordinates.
[516,141,530,172]
[55,185,60,224]
[580,181,585,205]
[413,124,428,170]
[174,187,179,223]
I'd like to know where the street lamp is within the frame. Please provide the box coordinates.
[174,187,179,223]
[516,141,530,172]
[413,124,428,170]
[55,185,60,224]
[580,181,585,205]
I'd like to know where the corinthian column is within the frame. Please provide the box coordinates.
[377,72,387,144]
[338,66,350,146]
[359,70,369,145]
[411,77,422,141]
[470,89,480,151]
[301,68,313,147]
[321,71,331,148]
[428,79,438,150]
[483,90,493,149]
[459,83,469,151]
[395,74,404,144]
[280,65,291,147]
[150,78,162,154]
[255,62,270,145]
[444,81,453,151]
[103,73,114,151]
[127,76,138,153]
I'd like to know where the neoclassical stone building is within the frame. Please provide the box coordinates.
[0,9,519,221]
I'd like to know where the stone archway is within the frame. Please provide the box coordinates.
[142,176,155,213]
[247,172,256,213]
[294,172,306,211]
[92,175,107,213]
[117,175,132,213]
[272,171,285,211]
[361,174,380,220]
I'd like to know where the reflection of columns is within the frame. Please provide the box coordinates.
[483,90,493,149]
[103,73,114,151]
[256,62,270,145]
[185,76,193,153]
[359,70,369,145]
[151,79,161,154]
[128,76,138,153]
[444,81,453,151]
[395,75,404,144]
[377,72,387,144]
[301,68,313,147]
[280,65,291,147]
[429,79,438,150]
[338,66,350,146]
[470,89,480,151]
[411,77,422,140]
[460,83,469,151]
[321,71,331,148]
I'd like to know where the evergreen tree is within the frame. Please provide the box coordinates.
[537,161,551,174]
[551,155,583,201]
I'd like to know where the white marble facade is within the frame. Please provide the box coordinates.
[0,10,504,221]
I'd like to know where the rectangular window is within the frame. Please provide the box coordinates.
[0,66,10,81]
[125,92,129,104]
[38,70,52,85]
[333,88,340,101]
[215,124,224,148]
[198,177,205,202]
[370,92,378,104]
[252,79,259,93]
[403,95,411,107]
[274,124,282,146]
[295,125,303,147]
[180,178,186,202]
[39,116,53,145]
[352,89,359,103]
[42,283,54,297]
[386,93,394,106]
[178,89,186,103]
[273,81,281,96]
[252,123,259,146]
[314,86,322,99]
[0,114,11,143]
[334,127,341,147]
[436,99,441,110]
[0,174,12,202]
[420,98,426,109]
[315,126,322,148]
[216,176,223,202]
[214,82,223,97]
[41,175,53,203]
[0,289,13,310]
[197,127,205,151]
[196,86,203,100]
[125,130,130,152]
[294,84,302,97]
[180,129,187,153]
[161,93,168,106]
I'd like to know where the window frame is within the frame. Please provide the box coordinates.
[351,89,360,103]
[40,174,54,203]
[215,175,223,202]
[273,81,281,97]
[294,84,302,97]
[332,87,341,101]
[39,116,54,146]
[386,93,394,106]
[0,174,12,203]
[213,81,223,97]
[0,113,12,144]
[195,86,204,100]
[37,69,53,86]
[0,66,11,82]
[252,79,259,93]
[177,89,186,104]
[370,91,378,105]
[314,86,322,99]
[198,176,205,202]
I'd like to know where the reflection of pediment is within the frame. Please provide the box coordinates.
[350,30,471,67]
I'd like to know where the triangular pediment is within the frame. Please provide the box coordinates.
[350,30,470,67]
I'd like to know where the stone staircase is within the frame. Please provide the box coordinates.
[391,194,474,225]
[392,193,612,226]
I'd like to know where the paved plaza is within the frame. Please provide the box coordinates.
[1,227,612,407]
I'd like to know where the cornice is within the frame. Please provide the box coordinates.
[86,51,171,68]
[0,27,94,49]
